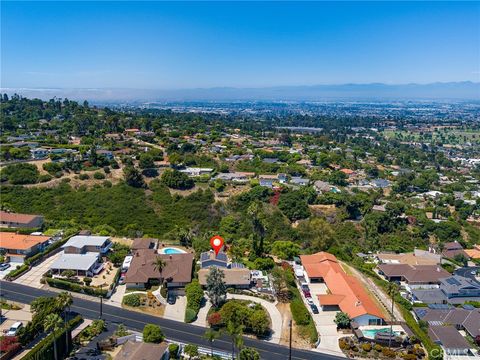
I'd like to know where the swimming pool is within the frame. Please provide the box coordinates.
[160,247,187,255]
[362,328,400,339]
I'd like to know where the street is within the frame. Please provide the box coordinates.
[0,281,345,360]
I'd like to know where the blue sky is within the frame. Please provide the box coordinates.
[1,1,479,89]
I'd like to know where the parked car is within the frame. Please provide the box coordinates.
[301,284,310,291]
[6,322,23,336]
[310,304,319,314]
[167,292,176,305]
[306,297,314,305]
[471,270,477,275]
[303,290,312,298]
[0,263,11,271]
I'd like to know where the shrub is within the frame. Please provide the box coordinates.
[39,174,53,183]
[93,172,105,180]
[5,264,29,279]
[185,279,203,313]
[79,173,90,180]
[103,166,110,174]
[185,307,197,323]
[290,299,310,326]
[43,162,63,175]
[168,343,179,359]
[184,344,199,358]
[143,324,164,343]
[382,348,396,358]
[160,169,194,190]
[362,343,372,352]
[207,312,222,327]
[374,344,383,352]
[83,277,92,286]
[1,163,39,184]
[123,294,141,307]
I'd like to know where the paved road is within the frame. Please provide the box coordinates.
[0,281,345,360]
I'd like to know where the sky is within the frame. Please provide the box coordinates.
[1,1,479,89]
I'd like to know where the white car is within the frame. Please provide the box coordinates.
[6,322,23,336]
[306,298,314,305]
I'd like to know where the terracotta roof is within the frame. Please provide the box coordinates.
[464,248,480,259]
[0,211,43,225]
[317,294,345,305]
[301,252,384,320]
[125,249,193,284]
[114,341,168,360]
[340,169,355,175]
[0,232,50,250]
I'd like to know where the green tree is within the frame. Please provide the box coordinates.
[226,321,244,359]
[386,282,399,348]
[152,256,167,281]
[143,324,164,343]
[160,169,194,190]
[203,328,221,357]
[249,309,270,336]
[139,153,155,169]
[44,313,63,360]
[270,241,301,260]
[184,344,199,358]
[206,267,227,308]
[56,291,73,352]
[334,312,351,329]
[239,347,261,360]
[124,165,145,188]
[278,191,310,221]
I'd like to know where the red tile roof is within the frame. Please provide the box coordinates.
[302,252,384,320]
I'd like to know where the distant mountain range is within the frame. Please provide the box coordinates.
[2,82,479,103]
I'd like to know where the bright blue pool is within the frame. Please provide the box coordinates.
[161,247,186,254]
[362,328,400,339]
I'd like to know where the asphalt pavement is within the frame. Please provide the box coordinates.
[0,281,345,360]
[454,266,479,283]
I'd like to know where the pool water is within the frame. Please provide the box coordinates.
[362,328,400,339]
[162,248,186,254]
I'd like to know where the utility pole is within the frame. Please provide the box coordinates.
[99,285,103,319]
[289,319,292,360]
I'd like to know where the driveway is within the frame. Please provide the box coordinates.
[163,295,187,322]
[0,304,32,333]
[107,284,126,307]
[14,252,62,287]
[454,267,480,284]
[302,283,343,354]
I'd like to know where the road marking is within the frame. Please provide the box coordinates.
[2,287,325,360]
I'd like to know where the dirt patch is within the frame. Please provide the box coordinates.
[122,303,165,317]
[111,237,134,247]
[276,302,312,350]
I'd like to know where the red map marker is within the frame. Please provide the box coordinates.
[210,235,224,256]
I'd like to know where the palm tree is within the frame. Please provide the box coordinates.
[226,321,244,360]
[203,328,221,357]
[56,292,73,353]
[153,257,167,283]
[44,313,63,360]
[386,282,399,349]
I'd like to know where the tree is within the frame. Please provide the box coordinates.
[270,241,301,260]
[278,191,310,221]
[160,169,194,190]
[56,291,73,353]
[44,313,63,360]
[334,312,351,329]
[203,328,221,357]
[143,324,164,343]
[152,257,166,282]
[124,165,145,188]
[249,310,270,336]
[206,267,227,308]
[386,282,399,348]
[139,153,155,169]
[226,321,244,359]
[239,347,261,360]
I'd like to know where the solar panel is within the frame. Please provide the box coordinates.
[446,277,461,286]
[216,252,228,262]
[416,309,427,318]
[230,262,245,268]
[428,304,451,309]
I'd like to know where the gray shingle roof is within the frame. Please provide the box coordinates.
[51,252,99,271]
[62,235,110,249]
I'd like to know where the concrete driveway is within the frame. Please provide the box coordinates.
[0,304,32,334]
[14,252,62,287]
[163,295,187,322]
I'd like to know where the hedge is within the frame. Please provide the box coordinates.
[289,286,318,343]
[184,307,197,323]
[46,278,108,297]
[5,264,30,280]
[123,294,141,307]
[22,315,83,360]
[110,268,122,290]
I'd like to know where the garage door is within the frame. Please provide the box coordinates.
[9,255,25,264]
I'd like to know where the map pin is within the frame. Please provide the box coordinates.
[210,235,224,256]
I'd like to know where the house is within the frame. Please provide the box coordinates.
[50,252,102,277]
[0,211,44,229]
[414,305,480,346]
[124,250,194,290]
[428,325,471,356]
[377,264,450,288]
[96,149,114,160]
[262,158,279,164]
[259,179,274,188]
[300,252,385,325]
[375,250,441,266]
[30,148,49,159]
[179,167,214,177]
[314,180,336,194]
[442,241,468,260]
[132,238,158,251]
[114,340,168,360]
[277,173,288,184]
[439,276,480,300]
[464,244,480,260]
[0,232,51,263]
[290,177,309,186]
[198,250,251,288]
[62,235,112,255]
[214,172,255,183]
[371,179,390,188]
